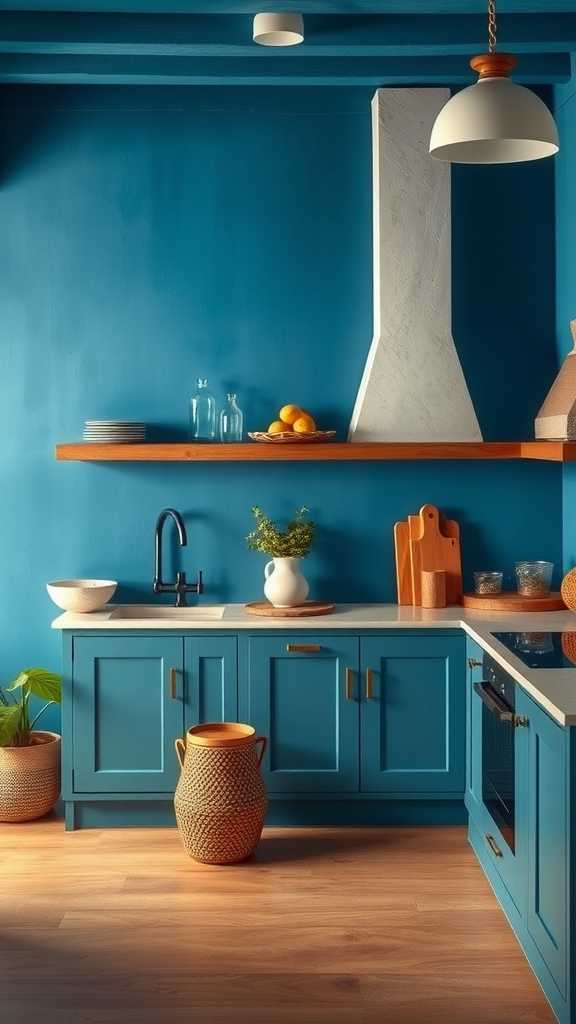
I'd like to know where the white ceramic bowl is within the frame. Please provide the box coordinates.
[46,579,117,613]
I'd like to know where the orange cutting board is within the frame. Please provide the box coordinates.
[394,520,413,605]
[409,505,462,606]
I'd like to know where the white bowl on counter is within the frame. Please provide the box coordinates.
[47,579,117,613]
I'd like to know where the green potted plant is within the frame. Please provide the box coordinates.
[0,668,62,822]
[247,506,315,607]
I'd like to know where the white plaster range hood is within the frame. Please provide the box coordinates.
[348,89,482,443]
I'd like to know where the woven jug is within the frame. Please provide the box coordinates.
[174,723,267,864]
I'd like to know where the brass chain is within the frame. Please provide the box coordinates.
[488,0,497,53]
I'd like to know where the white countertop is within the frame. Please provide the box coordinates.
[52,603,576,727]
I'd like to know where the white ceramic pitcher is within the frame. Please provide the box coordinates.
[264,557,309,608]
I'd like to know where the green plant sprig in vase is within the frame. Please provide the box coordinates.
[247,507,315,608]
[246,506,315,558]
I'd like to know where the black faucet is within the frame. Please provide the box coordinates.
[153,508,203,608]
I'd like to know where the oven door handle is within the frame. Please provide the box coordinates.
[473,681,514,723]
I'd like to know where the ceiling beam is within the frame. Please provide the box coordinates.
[1,12,576,56]
[2,2,576,13]
[0,52,568,85]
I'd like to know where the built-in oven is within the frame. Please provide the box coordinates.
[474,658,517,852]
[468,648,529,911]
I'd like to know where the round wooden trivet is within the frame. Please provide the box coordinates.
[462,591,565,612]
[244,601,335,617]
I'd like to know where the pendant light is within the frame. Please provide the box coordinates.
[253,12,304,46]
[430,0,558,164]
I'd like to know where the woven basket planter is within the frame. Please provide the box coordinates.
[174,723,267,864]
[0,731,61,822]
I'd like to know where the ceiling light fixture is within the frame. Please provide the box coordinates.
[253,12,304,47]
[429,0,559,164]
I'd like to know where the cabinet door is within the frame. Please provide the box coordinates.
[244,635,359,793]
[184,636,237,728]
[72,636,184,793]
[360,635,465,793]
[520,689,568,998]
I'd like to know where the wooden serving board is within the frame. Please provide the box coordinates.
[244,601,335,617]
[462,592,565,612]
[409,505,462,606]
[393,520,413,605]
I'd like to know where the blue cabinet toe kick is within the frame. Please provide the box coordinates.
[64,797,467,831]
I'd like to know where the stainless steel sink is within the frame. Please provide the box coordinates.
[110,605,225,621]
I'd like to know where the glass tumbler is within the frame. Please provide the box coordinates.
[473,571,503,595]
[514,561,553,597]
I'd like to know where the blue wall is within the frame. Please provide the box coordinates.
[555,67,576,570]
[0,84,561,731]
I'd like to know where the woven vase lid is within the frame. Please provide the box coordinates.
[186,723,256,748]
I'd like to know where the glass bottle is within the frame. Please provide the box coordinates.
[190,378,216,441]
[219,393,244,443]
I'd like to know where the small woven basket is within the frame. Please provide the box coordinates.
[174,723,267,864]
[0,731,61,822]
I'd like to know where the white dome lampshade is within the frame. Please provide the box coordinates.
[430,53,559,164]
[253,12,304,47]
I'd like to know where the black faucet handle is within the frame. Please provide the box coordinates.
[174,571,188,608]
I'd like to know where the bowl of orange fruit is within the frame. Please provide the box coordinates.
[248,405,336,444]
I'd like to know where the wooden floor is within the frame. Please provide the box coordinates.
[0,819,555,1024]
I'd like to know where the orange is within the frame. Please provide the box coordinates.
[293,415,316,434]
[268,420,291,435]
[278,404,302,426]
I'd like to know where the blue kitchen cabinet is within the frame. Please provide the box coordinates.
[360,634,465,793]
[466,653,570,1022]
[184,636,237,728]
[72,635,184,793]
[519,687,569,1001]
[242,635,359,793]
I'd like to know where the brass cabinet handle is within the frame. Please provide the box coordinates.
[485,834,503,858]
[286,644,321,653]
[345,667,354,701]
[468,658,483,669]
[170,667,178,700]
[366,667,375,700]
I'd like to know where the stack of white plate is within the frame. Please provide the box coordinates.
[83,420,146,444]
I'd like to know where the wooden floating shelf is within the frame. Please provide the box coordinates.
[55,441,576,463]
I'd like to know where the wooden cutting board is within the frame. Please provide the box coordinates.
[393,520,413,605]
[409,505,462,606]
[439,514,462,603]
